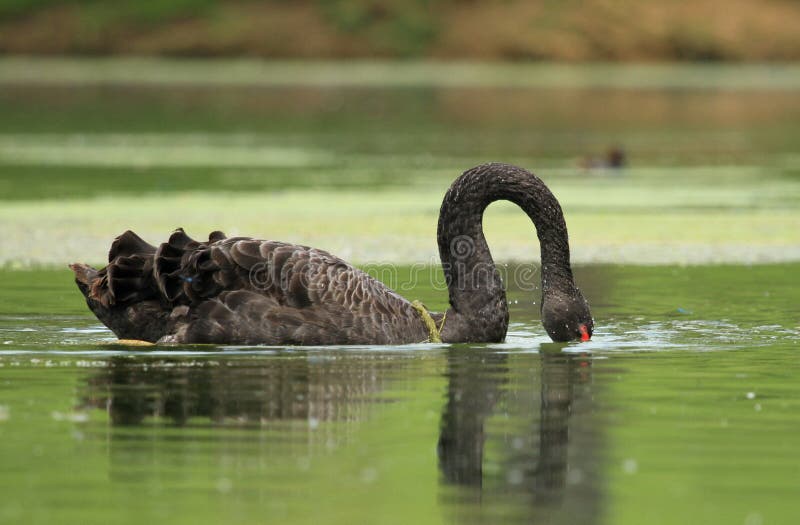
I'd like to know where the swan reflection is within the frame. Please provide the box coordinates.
[82,353,390,427]
[438,348,601,522]
[80,347,601,522]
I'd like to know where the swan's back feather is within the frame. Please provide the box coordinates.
[74,229,428,345]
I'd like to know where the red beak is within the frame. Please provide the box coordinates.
[579,324,591,342]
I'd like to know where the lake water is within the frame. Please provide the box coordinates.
[0,61,799,524]
[1,264,798,525]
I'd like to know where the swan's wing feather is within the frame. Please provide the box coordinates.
[75,229,428,345]
[160,238,427,344]
[108,230,156,262]
[164,290,347,345]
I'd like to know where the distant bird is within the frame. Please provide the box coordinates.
[71,163,593,345]
[579,146,626,171]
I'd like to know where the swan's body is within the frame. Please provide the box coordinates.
[71,163,593,344]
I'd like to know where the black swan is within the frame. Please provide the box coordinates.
[70,163,593,345]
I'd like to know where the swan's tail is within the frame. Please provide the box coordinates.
[69,262,99,297]
[76,230,159,306]
[71,229,230,342]
[70,230,165,341]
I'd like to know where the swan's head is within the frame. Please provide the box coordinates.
[541,288,594,343]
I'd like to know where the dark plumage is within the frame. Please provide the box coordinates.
[71,163,593,345]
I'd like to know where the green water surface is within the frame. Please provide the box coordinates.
[0,60,799,524]
[0,265,798,525]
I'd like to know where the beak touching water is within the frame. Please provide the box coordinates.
[579,324,591,342]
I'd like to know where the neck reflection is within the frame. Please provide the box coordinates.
[437,347,601,521]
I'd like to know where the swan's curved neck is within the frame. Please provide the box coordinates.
[437,163,575,342]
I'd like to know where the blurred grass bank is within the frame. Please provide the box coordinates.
[2,0,800,61]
